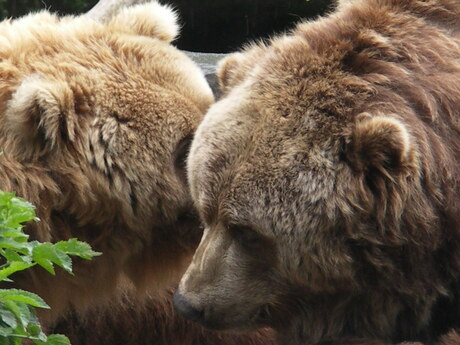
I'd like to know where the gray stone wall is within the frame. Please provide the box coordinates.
[185,52,227,98]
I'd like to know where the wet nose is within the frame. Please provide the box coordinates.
[173,291,204,322]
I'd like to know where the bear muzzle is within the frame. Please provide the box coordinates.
[173,290,204,323]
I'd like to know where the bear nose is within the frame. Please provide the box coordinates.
[173,291,204,322]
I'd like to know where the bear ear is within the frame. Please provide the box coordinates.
[217,52,245,92]
[217,43,266,93]
[5,76,76,159]
[108,1,179,43]
[345,114,417,176]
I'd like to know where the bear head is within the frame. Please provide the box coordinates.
[175,0,460,344]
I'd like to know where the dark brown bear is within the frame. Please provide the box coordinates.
[174,0,460,344]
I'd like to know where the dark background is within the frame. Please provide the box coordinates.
[0,0,334,53]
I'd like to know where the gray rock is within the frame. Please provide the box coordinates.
[184,51,227,99]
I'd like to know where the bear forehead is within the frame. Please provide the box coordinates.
[194,39,364,172]
[190,89,344,227]
[1,13,179,87]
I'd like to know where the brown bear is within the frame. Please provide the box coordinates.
[174,0,460,344]
[0,0,214,325]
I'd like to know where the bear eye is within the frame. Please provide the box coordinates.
[173,135,193,185]
[111,111,130,124]
[228,224,262,250]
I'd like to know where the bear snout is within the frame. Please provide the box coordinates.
[173,290,204,323]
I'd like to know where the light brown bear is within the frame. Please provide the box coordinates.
[0,0,214,325]
[1,4,278,344]
[174,0,460,344]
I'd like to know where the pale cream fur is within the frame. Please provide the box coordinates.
[109,2,179,42]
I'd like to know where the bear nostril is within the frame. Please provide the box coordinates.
[173,291,204,322]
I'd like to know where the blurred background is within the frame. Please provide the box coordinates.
[0,0,334,53]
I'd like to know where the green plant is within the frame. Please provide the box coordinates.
[0,191,101,345]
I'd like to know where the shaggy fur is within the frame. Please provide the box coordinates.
[0,1,214,326]
[175,0,460,344]
[320,331,460,345]
[52,281,276,345]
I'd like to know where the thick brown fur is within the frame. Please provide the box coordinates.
[320,330,460,345]
[0,1,215,326]
[175,0,460,344]
[52,281,276,345]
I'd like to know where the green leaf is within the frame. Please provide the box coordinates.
[0,290,49,309]
[27,324,41,337]
[0,262,35,281]
[0,239,29,252]
[55,239,102,260]
[0,326,14,339]
[0,190,99,344]
[0,192,13,208]
[2,299,32,329]
[31,258,54,275]
[35,334,71,345]
[32,243,72,274]
[0,228,29,242]
[1,249,26,264]
[0,305,17,329]
[0,196,35,230]
[5,211,35,230]
[9,198,35,214]
[27,324,46,341]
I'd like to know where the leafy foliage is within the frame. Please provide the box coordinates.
[0,191,101,345]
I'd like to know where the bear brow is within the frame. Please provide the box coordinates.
[199,200,219,225]
[199,198,236,227]
[217,203,248,227]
